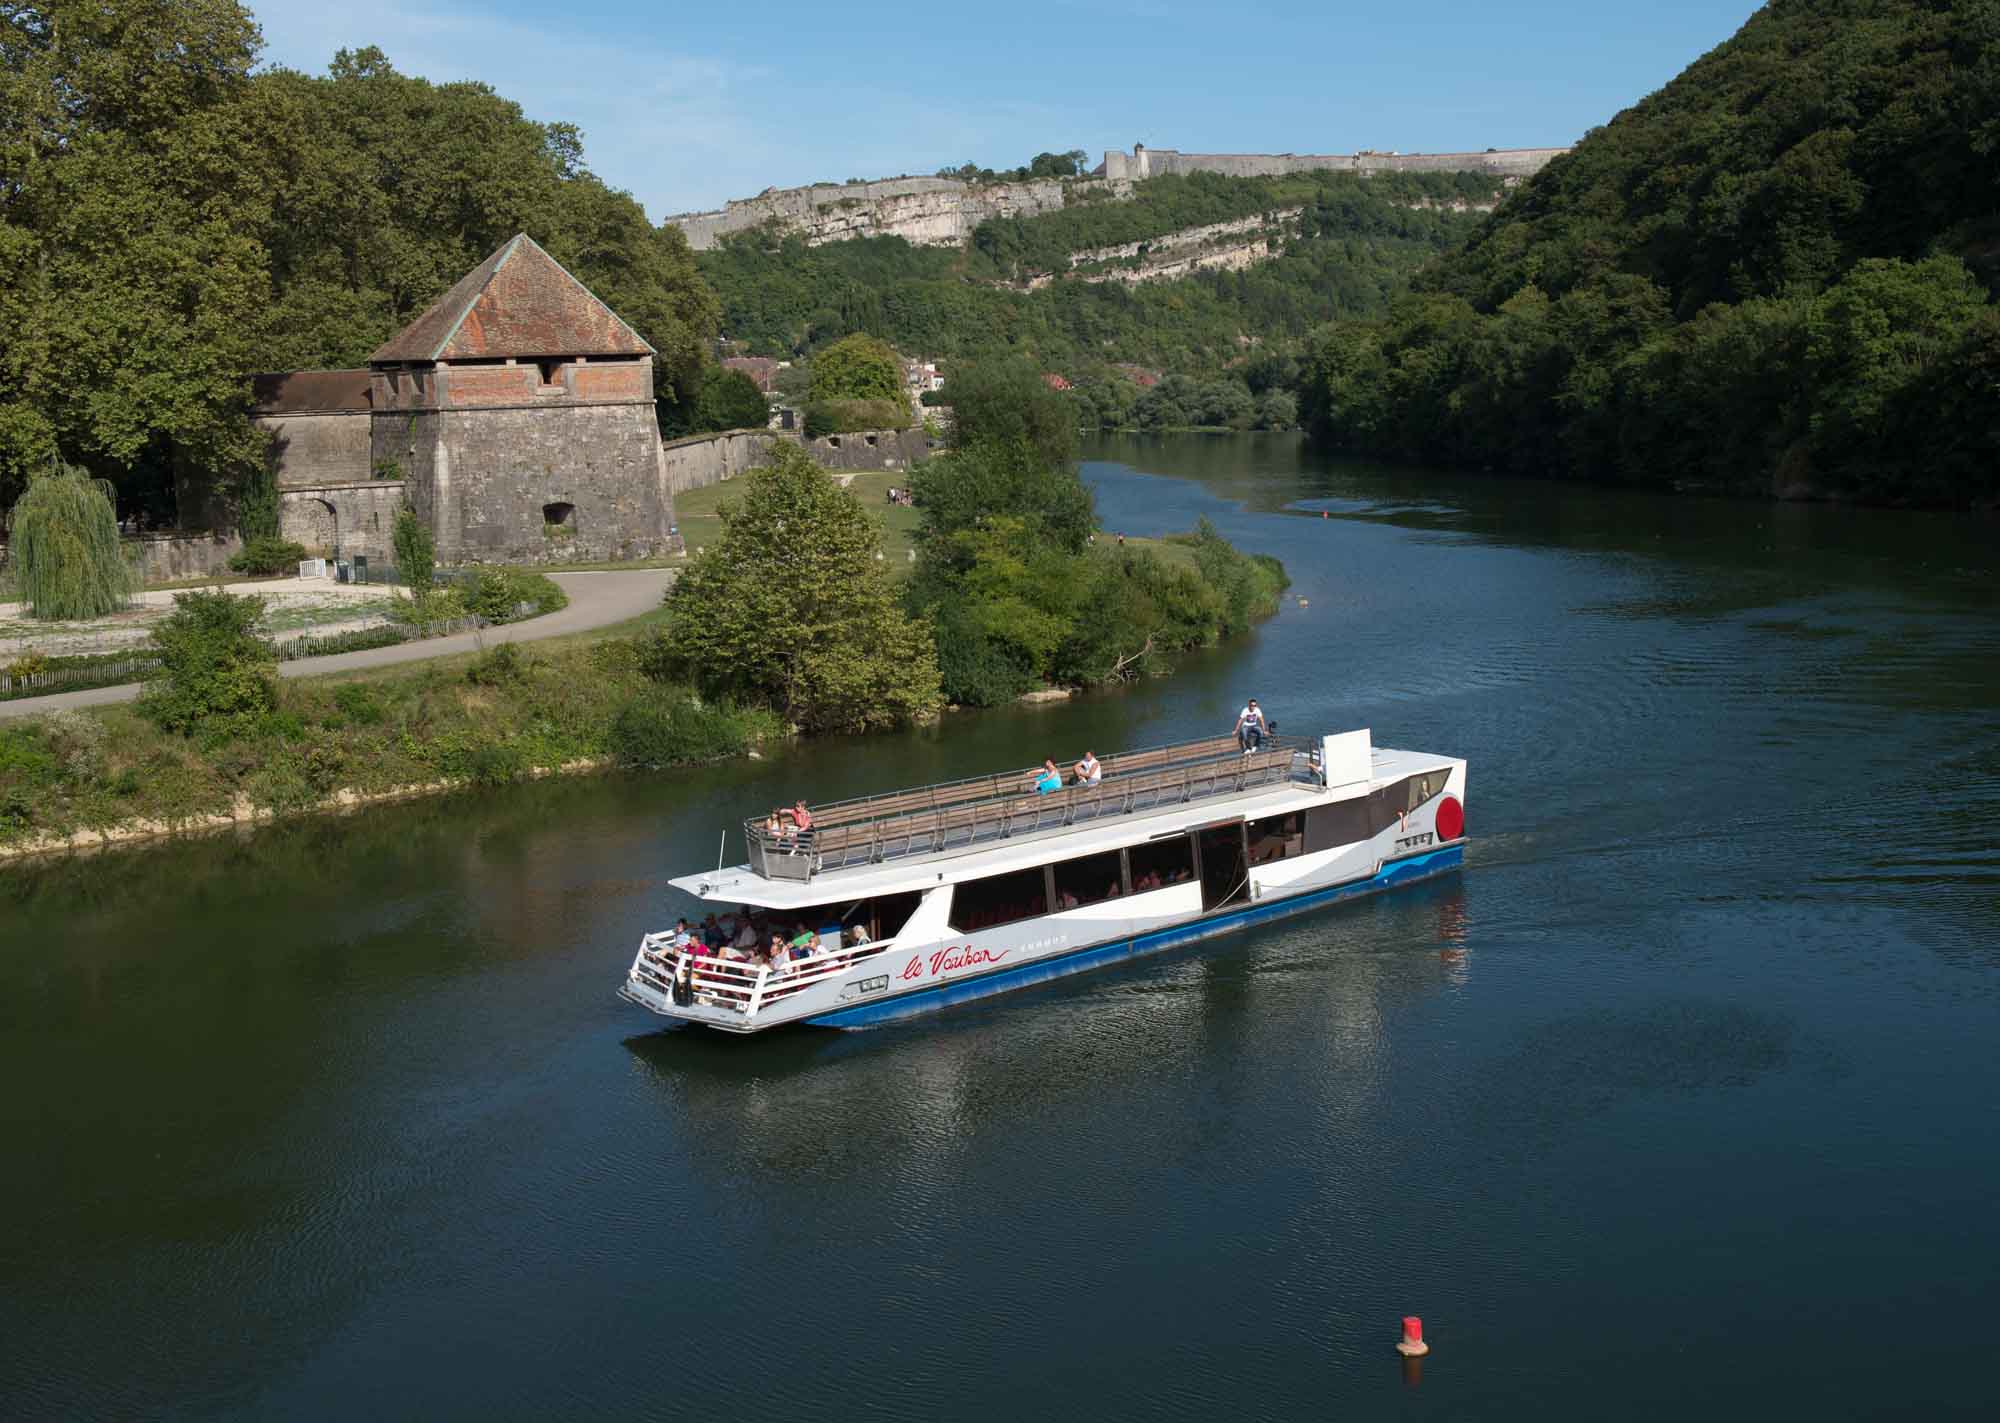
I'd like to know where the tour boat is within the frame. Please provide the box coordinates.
[618,728,1466,1033]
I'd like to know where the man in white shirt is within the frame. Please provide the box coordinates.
[1073,750,1102,785]
[1235,699,1267,752]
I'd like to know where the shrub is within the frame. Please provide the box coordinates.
[462,569,566,624]
[608,686,752,768]
[392,504,435,593]
[137,589,278,735]
[465,642,527,686]
[228,537,309,576]
[804,398,907,437]
[8,463,134,620]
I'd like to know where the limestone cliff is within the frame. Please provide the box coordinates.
[667,175,1121,251]
[665,143,1564,253]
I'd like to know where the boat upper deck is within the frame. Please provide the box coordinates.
[740,733,1314,886]
[669,732,1463,910]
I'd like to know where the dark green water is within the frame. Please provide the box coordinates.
[6,434,1998,1419]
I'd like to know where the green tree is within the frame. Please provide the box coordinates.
[137,589,276,734]
[650,444,939,732]
[908,440,1096,558]
[941,357,1078,469]
[808,334,902,403]
[0,0,275,510]
[660,366,771,436]
[392,504,435,592]
[7,463,135,619]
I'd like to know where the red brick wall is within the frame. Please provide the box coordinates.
[571,362,648,401]
[443,364,541,407]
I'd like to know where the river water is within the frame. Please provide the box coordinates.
[5,434,1998,1419]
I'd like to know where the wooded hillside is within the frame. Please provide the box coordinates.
[1300,0,2000,506]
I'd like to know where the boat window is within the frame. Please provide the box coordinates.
[1126,834,1195,893]
[1247,812,1304,865]
[1051,849,1125,910]
[1305,799,1372,852]
[870,892,921,939]
[950,865,1049,933]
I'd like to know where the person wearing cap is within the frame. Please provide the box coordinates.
[1235,698,1267,752]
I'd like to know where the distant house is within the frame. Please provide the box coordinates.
[1042,373,1072,391]
[1113,363,1162,388]
[722,356,783,393]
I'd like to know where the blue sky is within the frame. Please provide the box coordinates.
[250,0,1764,219]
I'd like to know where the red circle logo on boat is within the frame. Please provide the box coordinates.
[1435,795,1464,841]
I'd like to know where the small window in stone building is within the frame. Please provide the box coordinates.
[543,502,576,528]
[537,359,563,387]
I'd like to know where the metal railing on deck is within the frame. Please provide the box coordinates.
[628,933,890,1019]
[743,733,1317,882]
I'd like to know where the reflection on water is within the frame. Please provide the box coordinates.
[3,435,1999,1421]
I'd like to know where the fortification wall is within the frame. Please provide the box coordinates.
[660,427,938,496]
[1105,145,1567,181]
[256,411,372,487]
[667,175,1090,250]
[278,482,406,562]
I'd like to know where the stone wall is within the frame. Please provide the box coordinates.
[1104,145,1568,181]
[256,411,373,487]
[661,426,940,496]
[126,532,243,583]
[277,481,406,562]
[384,403,671,565]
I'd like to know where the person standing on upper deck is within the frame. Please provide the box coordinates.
[1235,699,1268,752]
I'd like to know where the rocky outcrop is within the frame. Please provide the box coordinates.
[667,175,1122,250]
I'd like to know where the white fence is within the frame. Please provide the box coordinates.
[629,933,890,1019]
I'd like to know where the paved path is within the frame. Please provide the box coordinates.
[0,570,673,720]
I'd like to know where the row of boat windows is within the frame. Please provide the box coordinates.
[733,773,1452,942]
[946,771,1450,935]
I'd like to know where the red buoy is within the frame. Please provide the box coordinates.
[1396,1316,1429,1357]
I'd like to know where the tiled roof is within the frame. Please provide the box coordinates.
[250,370,372,414]
[370,234,655,363]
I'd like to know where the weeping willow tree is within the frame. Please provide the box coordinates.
[8,463,135,620]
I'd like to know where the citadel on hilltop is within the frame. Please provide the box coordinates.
[666,142,1567,251]
[1099,143,1566,182]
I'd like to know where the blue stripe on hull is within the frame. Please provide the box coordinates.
[805,843,1464,1030]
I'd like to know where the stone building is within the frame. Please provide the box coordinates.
[251,233,675,566]
[367,233,673,564]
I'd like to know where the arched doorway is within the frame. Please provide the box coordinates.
[282,496,338,554]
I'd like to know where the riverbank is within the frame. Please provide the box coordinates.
[0,629,781,858]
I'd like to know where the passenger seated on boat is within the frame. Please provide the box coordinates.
[789,800,815,844]
[844,924,873,951]
[1135,870,1162,892]
[1056,889,1080,909]
[1033,759,1062,795]
[789,924,819,961]
[1236,698,1267,752]
[1072,751,1102,786]
[734,915,761,951]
